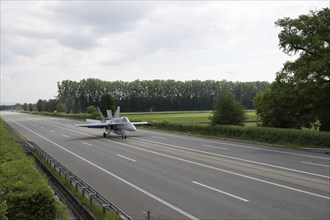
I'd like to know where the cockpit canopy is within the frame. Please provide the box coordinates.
[122,117,130,122]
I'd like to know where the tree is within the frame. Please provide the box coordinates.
[256,8,330,131]
[36,99,43,112]
[23,103,28,111]
[211,93,246,126]
[48,99,57,112]
[56,103,67,113]
[28,103,33,112]
[42,100,49,112]
[100,94,115,116]
[254,81,314,128]
[86,105,99,119]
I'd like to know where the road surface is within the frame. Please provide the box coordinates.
[2,112,329,219]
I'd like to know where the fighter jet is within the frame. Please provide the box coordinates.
[75,106,151,139]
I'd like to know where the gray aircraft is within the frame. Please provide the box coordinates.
[75,106,151,139]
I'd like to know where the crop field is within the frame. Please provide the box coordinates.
[122,110,258,126]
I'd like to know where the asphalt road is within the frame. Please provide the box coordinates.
[2,111,330,220]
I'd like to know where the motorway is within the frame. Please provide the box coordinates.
[1,111,330,220]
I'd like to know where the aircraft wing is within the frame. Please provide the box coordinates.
[131,122,152,126]
[86,119,102,123]
[75,122,109,128]
[107,122,126,125]
[75,120,126,128]
[85,119,126,125]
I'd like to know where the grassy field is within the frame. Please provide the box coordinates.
[122,110,258,126]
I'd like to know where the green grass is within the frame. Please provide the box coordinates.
[24,110,259,126]
[123,110,258,126]
[125,112,212,125]
[0,118,68,220]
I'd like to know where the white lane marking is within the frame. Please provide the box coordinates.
[111,140,330,200]
[203,144,229,151]
[301,161,330,168]
[41,126,45,129]
[116,154,136,162]
[35,120,330,177]
[152,136,167,140]
[135,138,330,179]
[62,134,69,138]
[81,141,92,147]
[49,129,55,132]
[25,120,330,200]
[141,130,330,160]
[192,181,249,202]
[5,117,199,220]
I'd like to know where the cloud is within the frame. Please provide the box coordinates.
[1,1,328,104]
[51,2,151,34]
[57,35,96,50]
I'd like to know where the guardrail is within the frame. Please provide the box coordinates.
[25,141,132,220]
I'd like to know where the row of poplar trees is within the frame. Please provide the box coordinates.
[56,79,269,113]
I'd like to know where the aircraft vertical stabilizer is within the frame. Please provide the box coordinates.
[107,110,113,119]
[97,107,106,122]
[114,106,120,118]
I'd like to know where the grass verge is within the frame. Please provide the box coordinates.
[33,152,120,220]
[0,118,68,220]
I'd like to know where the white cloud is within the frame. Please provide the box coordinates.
[1,1,328,104]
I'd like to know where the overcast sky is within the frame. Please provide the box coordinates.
[1,1,328,104]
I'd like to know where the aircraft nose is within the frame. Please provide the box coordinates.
[127,123,136,131]
[131,124,136,131]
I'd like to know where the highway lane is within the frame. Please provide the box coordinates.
[2,112,329,219]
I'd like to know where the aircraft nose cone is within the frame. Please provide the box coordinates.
[132,124,136,131]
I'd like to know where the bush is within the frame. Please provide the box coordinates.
[151,122,330,148]
[211,93,246,126]
[0,160,58,219]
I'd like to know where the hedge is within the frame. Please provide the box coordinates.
[0,118,66,220]
[151,121,330,148]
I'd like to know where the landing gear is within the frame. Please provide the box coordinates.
[104,128,111,138]
[121,135,127,139]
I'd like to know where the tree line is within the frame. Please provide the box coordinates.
[55,79,270,113]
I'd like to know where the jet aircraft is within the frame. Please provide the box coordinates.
[75,107,151,139]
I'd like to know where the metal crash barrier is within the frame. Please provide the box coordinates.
[25,141,132,220]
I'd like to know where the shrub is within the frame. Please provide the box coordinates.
[151,122,330,148]
[211,93,246,126]
[0,160,58,219]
